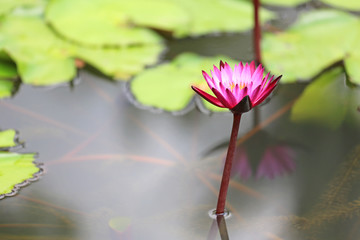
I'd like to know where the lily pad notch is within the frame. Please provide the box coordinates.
[0,129,44,200]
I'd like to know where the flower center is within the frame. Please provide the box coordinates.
[229,82,245,91]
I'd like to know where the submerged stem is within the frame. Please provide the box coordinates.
[216,113,242,215]
[253,0,261,65]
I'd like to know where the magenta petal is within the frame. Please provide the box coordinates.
[267,75,281,89]
[202,70,215,88]
[220,60,225,69]
[249,85,261,102]
[218,82,227,96]
[212,66,222,83]
[225,88,237,108]
[253,84,277,106]
[253,76,281,106]
[250,61,256,74]
[197,61,281,111]
[260,72,271,87]
[191,86,225,108]
[212,88,232,108]
[239,86,249,104]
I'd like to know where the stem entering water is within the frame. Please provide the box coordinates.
[253,0,261,65]
[216,113,242,215]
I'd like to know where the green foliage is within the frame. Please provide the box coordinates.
[129,53,238,113]
[0,0,45,16]
[291,68,352,129]
[0,0,272,94]
[322,0,360,10]
[0,15,77,85]
[0,129,17,148]
[168,0,273,37]
[75,45,163,80]
[45,0,273,40]
[0,14,164,86]
[0,60,17,78]
[0,60,18,98]
[263,10,360,84]
[261,0,309,7]
[0,79,15,98]
[45,0,162,46]
[0,129,41,199]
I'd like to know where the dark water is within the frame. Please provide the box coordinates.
[1,11,360,240]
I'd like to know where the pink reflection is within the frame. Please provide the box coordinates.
[231,145,296,180]
[231,146,252,180]
[256,145,296,179]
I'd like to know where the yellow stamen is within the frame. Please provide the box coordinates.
[230,82,245,91]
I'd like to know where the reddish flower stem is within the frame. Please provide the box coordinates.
[216,113,242,215]
[253,0,261,65]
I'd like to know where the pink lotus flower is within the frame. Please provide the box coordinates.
[192,61,281,114]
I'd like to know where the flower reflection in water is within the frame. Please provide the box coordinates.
[231,142,297,180]
[256,145,296,179]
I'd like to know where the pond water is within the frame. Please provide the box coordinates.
[1,12,360,240]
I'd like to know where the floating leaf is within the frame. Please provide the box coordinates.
[129,53,238,113]
[344,40,360,85]
[0,129,17,148]
[0,79,16,98]
[0,129,42,199]
[170,0,274,37]
[45,0,273,41]
[259,0,309,7]
[0,61,18,98]
[263,10,360,83]
[45,0,162,46]
[0,15,77,85]
[0,14,163,84]
[75,45,164,80]
[0,60,17,79]
[321,0,360,11]
[291,68,350,129]
[0,0,44,16]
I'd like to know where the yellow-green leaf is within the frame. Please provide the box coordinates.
[0,129,42,199]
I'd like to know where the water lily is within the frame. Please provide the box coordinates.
[192,61,281,114]
[192,61,281,215]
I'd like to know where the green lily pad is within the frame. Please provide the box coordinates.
[0,129,17,148]
[0,60,18,98]
[0,13,163,85]
[45,0,162,46]
[0,60,17,79]
[344,38,360,85]
[0,129,42,199]
[129,53,238,113]
[291,68,350,129]
[0,15,77,85]
[169,0,274,37]
[262,10,360,83]
[75,44,164,80]
[45,0,273,41]
[261,0,309,7]
[321,0,360,10]
[0,0,44,16]
[0,79,16,98]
